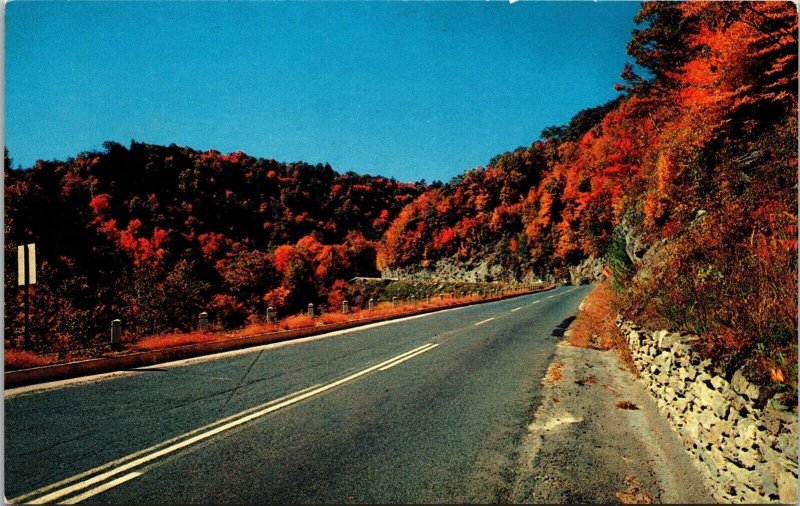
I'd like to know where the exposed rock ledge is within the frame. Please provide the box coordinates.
[381,258,543,284]
[382,257,608,285]
[567,256,605,285]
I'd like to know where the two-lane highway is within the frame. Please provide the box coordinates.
[6,285,592,504]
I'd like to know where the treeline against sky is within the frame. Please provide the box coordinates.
[4,2,797,388]
[4,144,424,348]
[378,2,797,385]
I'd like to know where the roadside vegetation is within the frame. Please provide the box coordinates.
[378,3,797,396]
[5,285,539,370]
[563,281,618,351]
[3,3,796,397]
[563,281,638,377]
[4,145,425,353]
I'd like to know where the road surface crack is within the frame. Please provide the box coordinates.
[219,349,265,410]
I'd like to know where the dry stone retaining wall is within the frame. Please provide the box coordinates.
[617,318,798,504]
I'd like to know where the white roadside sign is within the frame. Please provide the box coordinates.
[17,243,36,286]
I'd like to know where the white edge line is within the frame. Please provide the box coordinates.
[21,343,435,504]
[4,370,141,398]
[6,306,470,397]
[378,344,438,371]
[9,292,546,397]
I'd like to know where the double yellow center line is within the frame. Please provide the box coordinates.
[12,342,439,504]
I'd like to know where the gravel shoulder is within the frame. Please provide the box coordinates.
[510,338,714,504]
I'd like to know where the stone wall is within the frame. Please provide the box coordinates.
[617,318,798,504]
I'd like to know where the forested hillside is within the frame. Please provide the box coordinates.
[4,143,424,348]
[378,2,798,387]
[4,2,797,391]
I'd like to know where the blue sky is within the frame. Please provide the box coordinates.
[5,1,641,182]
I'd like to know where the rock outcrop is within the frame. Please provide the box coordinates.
[568,256,605,285]
[382,257,539,284]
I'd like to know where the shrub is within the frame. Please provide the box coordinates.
[320,313,349,325]
[5,349,54,370]
[280,314,318,330]
[132,332,222,351]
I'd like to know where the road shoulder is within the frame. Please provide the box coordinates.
[510,338,713,503]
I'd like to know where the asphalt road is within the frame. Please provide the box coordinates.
[5,285,592,504]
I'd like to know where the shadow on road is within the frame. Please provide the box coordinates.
[551,316,576,338]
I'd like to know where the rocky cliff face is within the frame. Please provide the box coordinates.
[621,214,652,268]
[384,255,605,286]
[567,257,605,285]
[384,219,654,286]
[381,257,531,284]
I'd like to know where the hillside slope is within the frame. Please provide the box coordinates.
[378,1,798,391]
[4,142,425,347]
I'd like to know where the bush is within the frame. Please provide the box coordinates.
[5,349,54,370]
[280,314,318,330]
[320,313,349,325]
[618,205,797,398]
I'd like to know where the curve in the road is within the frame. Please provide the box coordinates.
[6,286,591,504]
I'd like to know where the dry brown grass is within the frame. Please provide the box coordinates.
[567,280,638,375]
[140,291,536,352]
[131,331,226,351]
[544,361,564,385]
[615,475,653,504]
[566,281,617,349]
[279,314,319,330]
[233,322,281,336]
[615,400,639,410]
[4,349,55,370]
[319,312,350,325]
